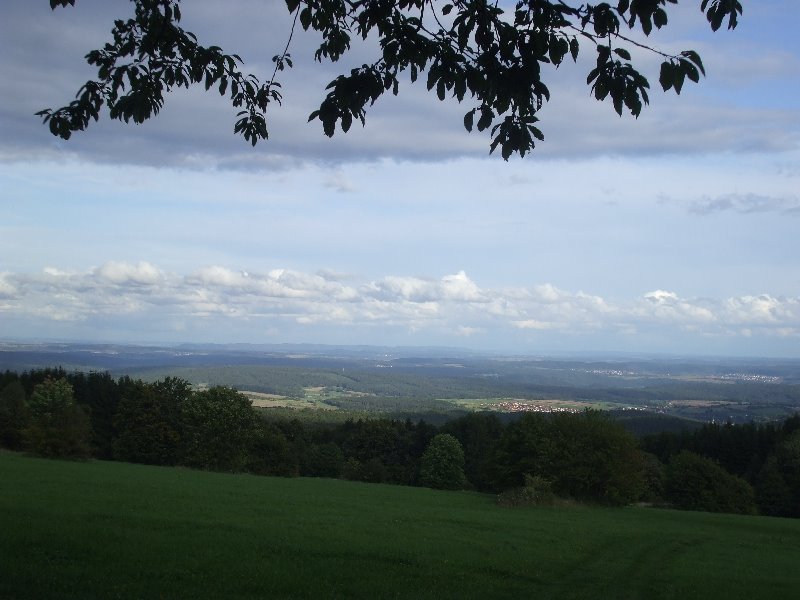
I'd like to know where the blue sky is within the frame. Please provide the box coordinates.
[1,1,799,356]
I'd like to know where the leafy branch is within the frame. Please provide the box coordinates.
[39,0,742,158]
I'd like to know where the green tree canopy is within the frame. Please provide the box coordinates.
[776,430,800,516]
[490,410,644,504]
[665,450,756,515]
[180,386,260,472]
[441,412,504,491]
[754,455,793,517]
[0,380,28,451]
[113,380,181,466]
[40,0,741,158]
[419,433,467,490]
[23,377,92,459]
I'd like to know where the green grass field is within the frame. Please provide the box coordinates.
[2,452,799,599]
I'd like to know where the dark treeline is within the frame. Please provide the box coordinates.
[2,369,799,517]
[642,416,800,517]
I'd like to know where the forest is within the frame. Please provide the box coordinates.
[5,342,800,424]
[2,367,800,518]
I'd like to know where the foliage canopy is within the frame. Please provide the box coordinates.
[40,0,741,158]
[491,410,645,504]
[181,386,260,471]
[665,450,757,514]
[419,432,467,489]
[23,378,92,459]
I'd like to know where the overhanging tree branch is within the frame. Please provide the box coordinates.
[38,0,741,158]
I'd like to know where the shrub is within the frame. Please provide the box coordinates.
[496,475,556,508]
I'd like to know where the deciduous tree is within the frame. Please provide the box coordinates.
[419,433,467,490]
[23,377,92,459]
[180,386,260,472]
[40,1,741,158]
[490,411,644,504]
[665,450,756,515]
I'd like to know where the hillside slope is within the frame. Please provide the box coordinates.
[2,452,799,599]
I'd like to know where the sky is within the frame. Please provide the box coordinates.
[1,0,799,357]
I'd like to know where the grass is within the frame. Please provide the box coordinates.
[242,389,339,411]
[2,451,800,599]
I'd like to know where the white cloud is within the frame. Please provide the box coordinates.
[724,295,796,325]
[184,266,361,302]
[455,325,481,337]
[94,261,162,285]
[687,193,800,216]
[324,170,357,193]
[2,265,798,351]
[640,290,716,323]
[364,271,486,304]
[316,268,352,282]
[440,271,484,302]
[0,273,17,298]
[42,267,72,278]
[366,276,438,303]
[644,290,679,304]
[531,284,565,303]
[514,320,559,330]
[190,266,249,288]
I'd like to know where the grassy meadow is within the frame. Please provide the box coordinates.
[2,451,799,599]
